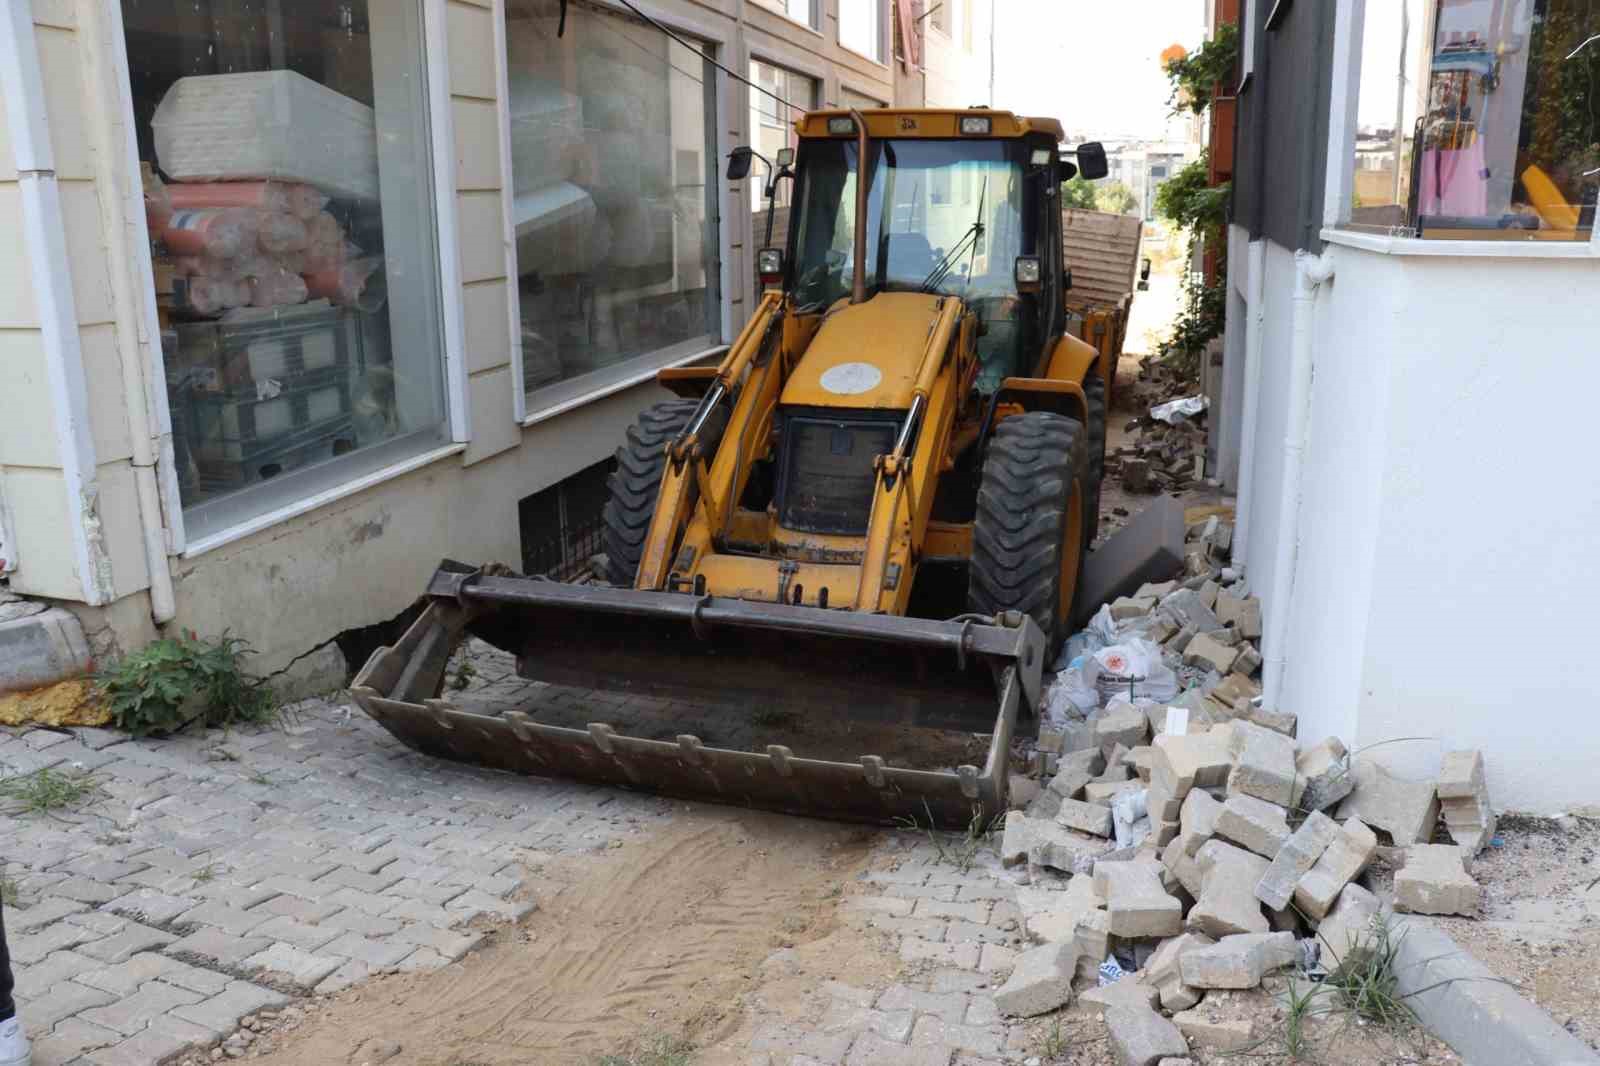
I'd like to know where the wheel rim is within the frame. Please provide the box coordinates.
[1058,477,1084,634]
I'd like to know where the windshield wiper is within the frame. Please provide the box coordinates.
[920,175,988,294]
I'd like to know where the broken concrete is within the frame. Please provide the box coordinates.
[1095,860,1182,938]
[1157,586,1221,633]
[1030,818,1118,873]
[1105,1005,1189,1066]
[1394,844,1480,917]
[1144,779,1182,823]
[994,939,1081,1016]
[1178,931,1298,989]
[1048,748,1106,800]
[1081,979,1161,1013]
[1096,707,1150,751]
[1188,841,1270,937]
[1213,795,1291,859]
[1000,813,1035,867]
[1085,780,1142,805]
[1336,760,1440,845]
[0,606,93,695]
[1436,749,1495,853]
[1111,595,1158,621]
[1225,721,1297,807]
[1139,931,1215,1011]
[1294,737,1354,813]
[1209,671,1260,711]
[1182,632,1239,675]
[1176,788,1224,858]
[1255,810,1340,911]
[1161,837,1205,898]
[1058,798,1115,837]
[1292,818,1377,920]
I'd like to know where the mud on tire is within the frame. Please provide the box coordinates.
[966,411,1087,653]
[602,399,699,587]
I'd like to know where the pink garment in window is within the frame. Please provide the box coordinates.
[1417,139,1488,217]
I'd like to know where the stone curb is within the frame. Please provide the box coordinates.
[1391,915,1600,1066]
[0,606,92,695]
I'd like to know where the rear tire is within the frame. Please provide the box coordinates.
[1084,375,1107,548]
[602,399,698,587]
[967,412,1087,654]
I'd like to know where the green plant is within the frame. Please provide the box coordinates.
[1280,972,1330,1058]
[0,767,99,814]
[0,874,18,906]
[596,1033,694,1066]
[450,658,477,691]
[1155,155,1229,241]
[96,630,277,738]
[893,801,1003,874]
[1061,173,1098,209]
[1094,180,1139,216]
[1036,1013,1068,1060]
[1323,918,1413,1029]
[1165,21,1240,115]
[192,863,219,885]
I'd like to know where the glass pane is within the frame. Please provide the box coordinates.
[1414,0,1599,238]
[126,0,447,537]
[840,87,887,111]
[752,0,816,28]
[750,59,816,253]
[840,0,883,62]
[1348,0,1431,231]
[506,0,721,397]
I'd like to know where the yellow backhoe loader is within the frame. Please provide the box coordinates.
[352,109,1113,824]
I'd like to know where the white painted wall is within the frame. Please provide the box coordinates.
[1236,238,1600,814]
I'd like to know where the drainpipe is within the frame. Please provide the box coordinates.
[1230,239,1266,566]
[1262,249,1335,710]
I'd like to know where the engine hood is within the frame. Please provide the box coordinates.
[781,292,947,411]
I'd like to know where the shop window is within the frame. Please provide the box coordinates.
[752,0,820,31]
[506,0,722,405]
[842,0,886,63]
[1348,0,1600,240]
[125,0,449,543]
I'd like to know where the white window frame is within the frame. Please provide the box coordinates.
[1325,0,1600,258]
[1238,0,1256,90]
[839,0,890,67]
[510,0,736,425]
[102,0,472,558]
[750,0,824,34]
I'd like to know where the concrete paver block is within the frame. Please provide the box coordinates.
[1394,844,1480,917]
[1188,840,1270,937]
[1214,794,1290,858]
[1178,931,1298,989]
[1080,979,1161,1013]
[1214,591,1262,639]
[1314,883,1381,962]
[1336,760,1440,845]
[1095,707,1150,751]
[1027,817,1116,873]
[1104,1004,1189,1066]
[1111,595,1157,621]
[1086,779,1141,805]
[1017,875,1101,944]
[1293,817,1377,920]
[1293,737,1353,812]
[1177,787,1224,858]
[1150,733,1231,800]
[1161,837,1204,898]
[1094,861,1181,938]
[1140,931,1215,1011]
[1182,632,1239,675]
[1058,797,1115,837]
[1048,747,1106,801]
[1172,1007,1253,1051]
[1225,721,1296,807]
[993,940,1080,1016]
[999,812,1034,867]
[1437,750,1495,854]
[1209,671,1260,711]
[1255,811,1340,911]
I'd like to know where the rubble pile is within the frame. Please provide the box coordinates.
[1113,360,1210,495]
[997,520,1498,1061]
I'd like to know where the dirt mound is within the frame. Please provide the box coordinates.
[250,809,881,1065]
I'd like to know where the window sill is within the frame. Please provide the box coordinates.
[748,5,825,40]
[837,42,890,70]
[1322,227,1600,259]
[180,441,467,559]
[521,341,729,427]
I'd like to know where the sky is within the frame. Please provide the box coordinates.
[989,0,1209,142]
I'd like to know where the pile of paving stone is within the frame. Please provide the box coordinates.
[995,552,1497,1063]
[1113,361,1209,496]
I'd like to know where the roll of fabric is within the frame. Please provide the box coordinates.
[168,180,293,213]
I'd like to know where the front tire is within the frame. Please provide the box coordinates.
[967,411,1087,653]
[1083,375,1107,548]
[602,399,698,587]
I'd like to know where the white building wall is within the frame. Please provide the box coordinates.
[1241,240,1297,619]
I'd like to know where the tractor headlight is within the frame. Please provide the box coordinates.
[959,115,992,135]
[827,116,856,135]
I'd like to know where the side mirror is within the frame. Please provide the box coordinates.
[1059,160,1078,182]
[1076,141,1108,181]
[776,147,795,168]
[726,147,754,181]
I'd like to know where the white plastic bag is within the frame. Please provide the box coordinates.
[1083,639,1181,705]
[1044,661,1099,719]
[1150,394,1209,424]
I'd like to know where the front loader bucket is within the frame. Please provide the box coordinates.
[351,565,1045,826]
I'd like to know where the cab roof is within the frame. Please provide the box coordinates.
[794,108,1065,142]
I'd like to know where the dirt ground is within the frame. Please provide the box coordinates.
[246,808,887,1066]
